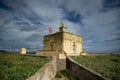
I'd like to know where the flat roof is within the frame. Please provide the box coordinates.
[44,31,82,37]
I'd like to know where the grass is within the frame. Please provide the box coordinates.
[74,54,120,80]
[55,70,78,80]
[0,52,50,80]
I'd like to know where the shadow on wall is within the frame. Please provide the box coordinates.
[26,57,57,80]
[66,57,108,80]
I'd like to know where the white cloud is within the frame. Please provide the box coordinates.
[65,0,103,16]
[0,0,120,52]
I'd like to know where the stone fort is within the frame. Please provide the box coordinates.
[36,22,83,58]
[22,23,105,80]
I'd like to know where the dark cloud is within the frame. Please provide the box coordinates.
[20,26,40,32]
[65,11,83,24]
[16,22,30,25]
[0,0,120,53]
[0,0,13,11]
[103,0,120,8]
[26,33,43,42]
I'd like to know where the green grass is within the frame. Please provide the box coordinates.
[55,70,78,80]
[74,54,120,80]
[0,52,50,80]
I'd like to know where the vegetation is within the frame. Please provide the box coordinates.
[74,54,120,80]
[0,52,50,80]
[55,70,78,80]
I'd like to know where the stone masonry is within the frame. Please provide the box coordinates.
[43,22,82,56]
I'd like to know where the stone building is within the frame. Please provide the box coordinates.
[36,22,83,70]
[20,48,26,54]
[43,22,82,56]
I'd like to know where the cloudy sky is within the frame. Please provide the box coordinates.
[0,0,120,53]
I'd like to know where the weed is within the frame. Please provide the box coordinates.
[0,52,50,80]
[74,54,120,80]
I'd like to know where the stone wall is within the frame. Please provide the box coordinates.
[66,53,80,56]
[26,57,57,80]
[57,59,66,71]
[44,31,82,55]
[63,32,82,54]
[66,57,108,80]
[44,32,63,53]
[36,50,58,57]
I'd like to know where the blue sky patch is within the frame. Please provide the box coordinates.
[65,11,82,23]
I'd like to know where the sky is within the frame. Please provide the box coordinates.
[0,0,120,53]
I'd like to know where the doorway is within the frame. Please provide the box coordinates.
[51,42,54,50]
